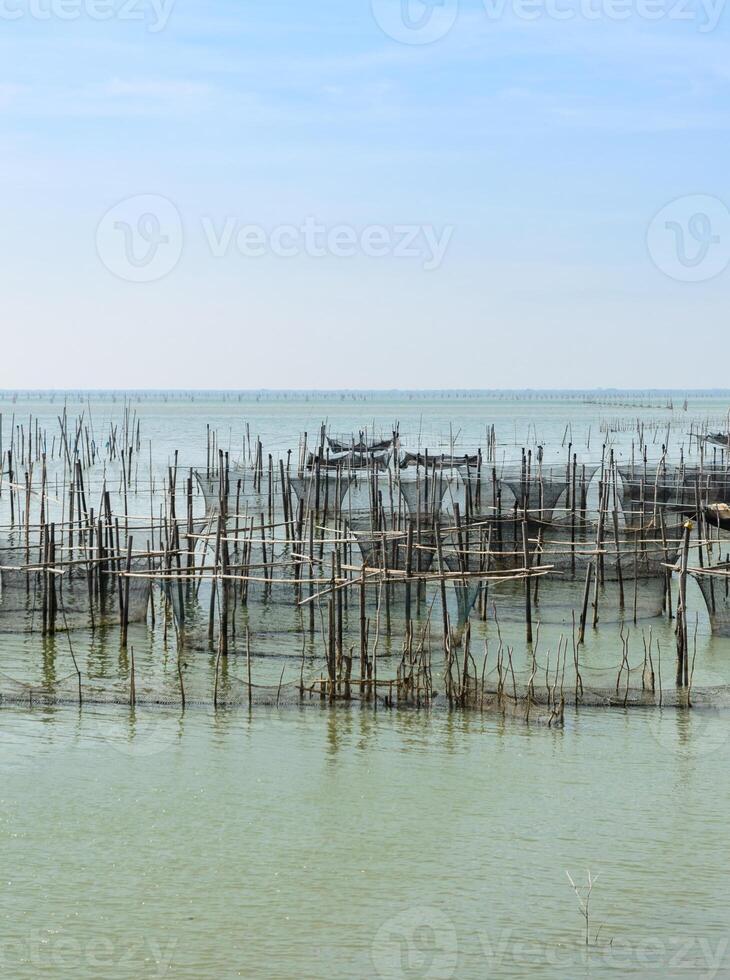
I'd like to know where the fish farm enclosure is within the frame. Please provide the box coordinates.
[3,390,730,724]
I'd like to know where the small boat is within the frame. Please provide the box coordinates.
[306,449,391,471]
[704,503,730,531]
[327,436,394,454]
[704,433,730,448]
[400,450,479,469]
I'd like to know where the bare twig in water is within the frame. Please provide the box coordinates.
[565,869,600,947]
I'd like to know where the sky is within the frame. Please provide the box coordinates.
[0,0,728,389]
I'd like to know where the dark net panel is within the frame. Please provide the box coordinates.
[693,566,730,637]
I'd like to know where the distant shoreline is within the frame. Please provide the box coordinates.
[1,388,729,400]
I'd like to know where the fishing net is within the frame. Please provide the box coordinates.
[458,470,516,519]
[501,474,570,518]
[289,473,355,512]
[342,514,437,575]
[195,470,269,515]
[619,464,730,511]
[443,551,482,637]
[692,566,730,637]
[0,538,151,633]
[396,474,451,521]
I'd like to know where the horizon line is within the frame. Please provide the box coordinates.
[1,388,730,396]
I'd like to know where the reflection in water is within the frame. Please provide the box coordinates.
[2,705,729,978]
[40,634,57,691]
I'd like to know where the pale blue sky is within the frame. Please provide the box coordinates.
[1,0,728,388]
